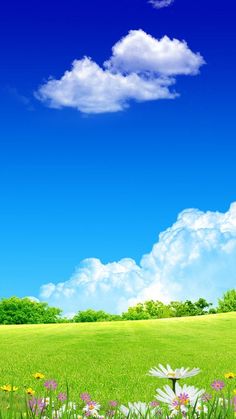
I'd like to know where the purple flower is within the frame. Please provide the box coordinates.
[150,400,160,407]
[109,400,118,407]
[211,380,225,391]
[44,380,58,390]
[28,397,46,414]
[80,392,91,402]
[202,393,212,402]
[57,392,67,401]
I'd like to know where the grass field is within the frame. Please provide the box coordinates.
[0,313,235,406]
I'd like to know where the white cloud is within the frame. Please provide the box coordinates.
[36,30,204,114]
[106,31,204,76]
[149,0,174,9]
[36,57,176,114]
[40,203,236,314]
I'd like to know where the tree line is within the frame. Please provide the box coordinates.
[0,289,235,325]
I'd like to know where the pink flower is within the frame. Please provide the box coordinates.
[149,401,160,407]
[178,393,190,404]
[80,392,91,402]
[201,393,212,402]
[109,400,118,407]
[44,380,58,390]
[211,380,225,391]
[172,393,190,408]
[28,398,46,415]
[57,392,67,401]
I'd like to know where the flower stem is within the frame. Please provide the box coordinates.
[172,379,177,393]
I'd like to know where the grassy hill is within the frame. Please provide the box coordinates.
[0,313,235,404]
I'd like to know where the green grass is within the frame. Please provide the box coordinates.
[0,313,235,405]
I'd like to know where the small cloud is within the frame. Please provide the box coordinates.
[36,29,204,114]
[39,203,236,314]
[149,0,174,9]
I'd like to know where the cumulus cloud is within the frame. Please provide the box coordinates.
[36,29,204,114]
[105,31,204,76]
[36,57,176,114]
[40,203,236,314]
[149,0,174,9]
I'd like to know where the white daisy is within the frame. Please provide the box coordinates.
[83,401,101,416]
[156,382,205,413]
[149,364,200,380]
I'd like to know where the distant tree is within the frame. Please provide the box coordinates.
[122,297,213,321]
[0,297,62,324]
[169,298,212,317]
[122,303,150,320]
[194,298,212,315]
[73,309,121,323]
[208,308,217,314]
[184,300,201,316]
[143,300,158,317]
[168,301,185,317]
[218,289,236,313]
[57,316,73,323]
[144,300,173,319]
[108,314,123,321]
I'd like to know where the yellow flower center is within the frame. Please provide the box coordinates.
[167,372,176,378]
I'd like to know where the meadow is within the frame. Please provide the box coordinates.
[0,312,235,408]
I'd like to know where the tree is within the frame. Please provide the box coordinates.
[194,298,212,315]
[218,289,236,313]
[168,301,185,317]
[73,309,121,323]
[144,300,173,319]
[122,304,150,320]
[169,298,212,317]
[0,297,62,324]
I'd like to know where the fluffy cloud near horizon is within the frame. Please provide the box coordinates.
[148,0,174,9]
[36,30,204,114]
[40,203,236,314]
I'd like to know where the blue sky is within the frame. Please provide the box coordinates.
[0,0,236,313]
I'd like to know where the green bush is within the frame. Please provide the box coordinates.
[217,289,236,313]
[121,298,212,321]
[73,309,122,323]
[0,297,62,325]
